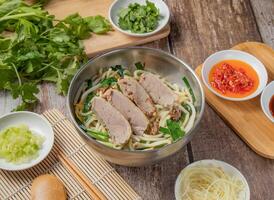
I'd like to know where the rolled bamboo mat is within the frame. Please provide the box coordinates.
[0,109,142,200]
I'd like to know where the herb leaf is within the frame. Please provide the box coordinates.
[159,127,170,135]
[100,77,117,87]
[0,0,111,111]
[111,65,125,77]
[135,62,145,70]
[118,0,160,33]
[166,119,185,141]
[83,93,94,113]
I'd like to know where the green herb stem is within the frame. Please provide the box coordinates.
[0,13,39,22]
[11,64,22,86]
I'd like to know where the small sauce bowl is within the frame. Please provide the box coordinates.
[0,112,54,171]
[260,81,274,122]
[108,0,170,37]
[202,50,268,101]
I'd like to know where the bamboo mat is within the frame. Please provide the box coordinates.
[0,109,142,200]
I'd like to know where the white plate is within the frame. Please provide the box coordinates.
[175,159,250,200]
[109,0,170,37]
[0,112,54,171]
[260,81,274,122]
[202,50,268,101]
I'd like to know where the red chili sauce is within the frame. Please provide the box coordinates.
[209,60,259,98]
[270,95,274,117]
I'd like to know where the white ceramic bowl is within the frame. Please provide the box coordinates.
[261,81,274,122]
[109,0,170,37]
[202,50,268,101]
[175,159,250,200]
[0,112,54,171]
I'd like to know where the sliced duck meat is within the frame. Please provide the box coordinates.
[139,72,178,107]
[118,77,156,117]
[104,89,149,135]
[91,97,131,145]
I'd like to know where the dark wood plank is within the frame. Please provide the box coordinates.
[250,0,274,48]
[114,149,189,200]
[166,0,274,199]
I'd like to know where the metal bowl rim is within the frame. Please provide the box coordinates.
[67,47,205,154]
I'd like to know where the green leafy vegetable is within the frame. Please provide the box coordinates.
[159,126,170,135]
[82,79,94,113]
[0,124,44,164]
[83,93,94,113]
[118,0,160,33]
[135,61,145,70]
[182,77,196,103]
[100,77,117,87]
[87,79,93,88]
[111,65,125,77]
[86,15,113,34]
[0,0,112,111]
[34,0,50,6]
[182,103,192,115]
[86,130,109,142]
[166,119,185,141]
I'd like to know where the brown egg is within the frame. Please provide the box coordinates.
[31,174,66,200]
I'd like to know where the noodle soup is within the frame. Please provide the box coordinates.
[74,63,196,151]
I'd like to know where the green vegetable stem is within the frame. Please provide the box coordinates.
[0,0,112,111]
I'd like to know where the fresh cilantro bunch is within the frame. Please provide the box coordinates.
[0,0,112,111]
[118,0,160,33]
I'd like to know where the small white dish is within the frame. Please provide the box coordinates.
[175,159,250,200]
[109,0,170,37]
[202,50,268,101]
[260,81,274,122]
[0,112,54,171]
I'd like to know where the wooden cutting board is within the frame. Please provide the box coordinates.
[45,0,170,57]
[195,42,274,159]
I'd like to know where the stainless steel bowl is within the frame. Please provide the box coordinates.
[68,47,205,166]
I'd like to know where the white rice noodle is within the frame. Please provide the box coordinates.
[92,77,101,86]
[133,70,145,79]
[155,104,164,110]
[80,83,101,103]
[183,102,196,133]
[128,139,134,151]
[159,110,170,127]
[133,139,172,149]
[184,87,193,104]
[74,82,87,104]
[178,105,190,128]
[133,135,167,142]
[80,110,93,116]
[143,133,163,138]
[84,116,95,128]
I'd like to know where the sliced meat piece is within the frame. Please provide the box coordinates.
[104,89,149,135]
[139,72,178,106]
[118,77,156,117]
[91,97,131,145]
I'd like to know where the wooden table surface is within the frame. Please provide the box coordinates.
[1,0,273,199]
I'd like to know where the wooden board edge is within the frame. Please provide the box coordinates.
[87,26,171,57]
[195,41,274,159]
[233,41,274,52]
